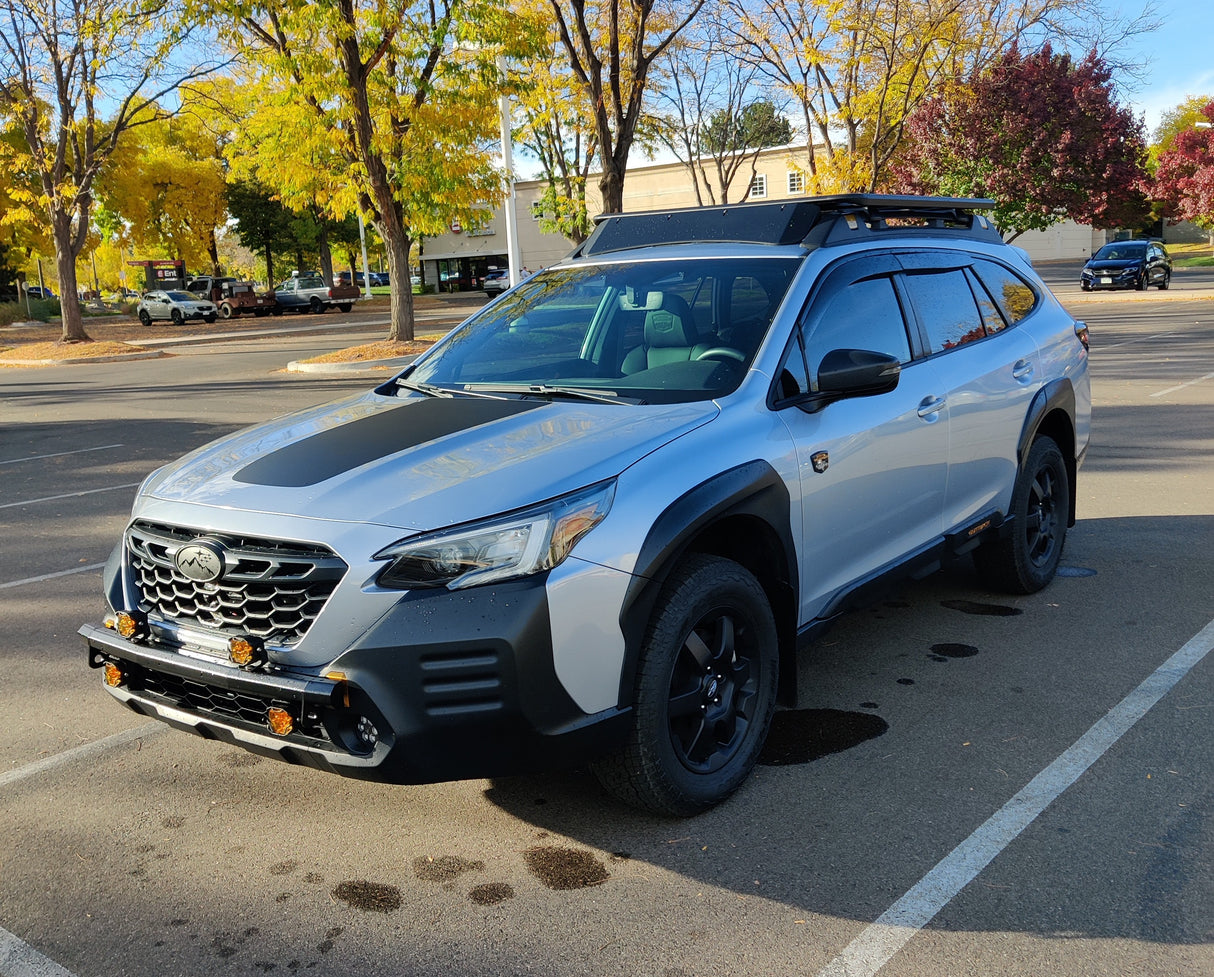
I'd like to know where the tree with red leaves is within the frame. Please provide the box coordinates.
[888,45,1151,242]
[1153,100,1214,242]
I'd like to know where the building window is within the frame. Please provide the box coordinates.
[748,174,767,200]
[787,171,805,194]
[531,202,544,221]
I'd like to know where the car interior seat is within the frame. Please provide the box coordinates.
[622,293,712,373]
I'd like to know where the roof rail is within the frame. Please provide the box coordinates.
[574,194,999,256]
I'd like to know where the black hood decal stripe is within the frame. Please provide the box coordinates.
[233,397,543,487]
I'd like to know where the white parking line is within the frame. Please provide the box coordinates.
[1150,370,1214,398]
[0,444,123,466]
[0,563,107,591]
[816,616,1214,977]
[0,926,79,977]
[1094,330,1179,351]
[0,482,141,510]
[0,723,164,790]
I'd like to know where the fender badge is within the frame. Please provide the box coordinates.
[811,451,830,474]
[174,539,226,582]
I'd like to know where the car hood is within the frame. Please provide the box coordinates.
[140,390,718,531]
[1084,258,1144,272]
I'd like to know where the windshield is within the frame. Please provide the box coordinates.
[404,257,799,404]
[166,291,199,302]
[1093,242,1146,261]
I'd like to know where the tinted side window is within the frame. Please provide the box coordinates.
[972,260,1037,326]
[803,275,912,379]
[900,270,986,354]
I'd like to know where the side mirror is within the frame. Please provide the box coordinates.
[817,348,901,397]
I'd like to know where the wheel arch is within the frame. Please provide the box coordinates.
[1018,379,1078,528]
[617,460,800,709]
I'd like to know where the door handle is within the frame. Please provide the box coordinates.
[1013,359,1034,381]
[917,395,946,418]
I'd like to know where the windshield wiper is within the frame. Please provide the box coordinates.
[463,383,634,406]
[395,378,508,400]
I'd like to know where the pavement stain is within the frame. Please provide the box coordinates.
[930,642,980,661]
[411,854,484,883]
[331,879,402,913]
[941,598,1023,616]
[523,846,610,890]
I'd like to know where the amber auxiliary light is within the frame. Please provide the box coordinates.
[105,610,147,640]
[228,635,266,668]
[102,662,125,688]
[267,707,294,736]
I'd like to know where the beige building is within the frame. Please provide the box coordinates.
[419,145,1105,289]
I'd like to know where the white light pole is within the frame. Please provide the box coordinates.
[497,55,523,287]
[358,212,372,299]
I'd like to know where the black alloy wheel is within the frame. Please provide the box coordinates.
[974,435,1070,594]
[593,554,778,816]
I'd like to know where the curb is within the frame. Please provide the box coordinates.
[286,355,417,374]
[0,349,168,367]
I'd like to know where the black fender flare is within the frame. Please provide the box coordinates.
[1017,378,1078,526]
[616,460,798,706]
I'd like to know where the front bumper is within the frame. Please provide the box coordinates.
[1081,268,1142,289]
[81,578,631,784]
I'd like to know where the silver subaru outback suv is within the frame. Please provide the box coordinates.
[83,195,1091,816]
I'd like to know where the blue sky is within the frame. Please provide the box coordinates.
[1121,0,1214,135]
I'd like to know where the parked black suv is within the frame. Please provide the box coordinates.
[1080,240,1171,291]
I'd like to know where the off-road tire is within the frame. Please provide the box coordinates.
[592,554,778,817]
[974,436,1070,594]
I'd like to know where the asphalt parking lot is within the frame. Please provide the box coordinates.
[0,274,1211,977]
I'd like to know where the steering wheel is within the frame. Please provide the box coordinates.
[695,347,746,363]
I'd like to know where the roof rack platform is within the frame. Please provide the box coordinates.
[576,194,1000,256]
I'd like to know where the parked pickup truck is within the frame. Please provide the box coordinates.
[185,276,279,319]
[274,272,360,313]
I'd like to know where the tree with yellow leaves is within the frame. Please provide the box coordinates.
[0,0,230,341]
[207,0,542,341]
[722,0,1150,193]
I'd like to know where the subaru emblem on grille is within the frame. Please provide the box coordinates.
[173,539,226,582]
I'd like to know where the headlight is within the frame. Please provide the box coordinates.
[374,481,616,590]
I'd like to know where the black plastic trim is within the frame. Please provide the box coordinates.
[617,461,797,704]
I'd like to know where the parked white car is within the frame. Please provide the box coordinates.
[137,290,218,326]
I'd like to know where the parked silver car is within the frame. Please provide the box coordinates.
[84,195,1090,816]
[137,289,218,326]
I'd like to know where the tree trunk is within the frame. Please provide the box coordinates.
[54,215,89,343]
[318,222,334,285]
[599,162,626,215]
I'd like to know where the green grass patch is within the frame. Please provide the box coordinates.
[1175,255,1214,268]
[0,299,60,325]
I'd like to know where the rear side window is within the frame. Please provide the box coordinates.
[900,269,986,353]
[972,260,1037,326]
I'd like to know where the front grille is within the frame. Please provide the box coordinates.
[127,520,347,646]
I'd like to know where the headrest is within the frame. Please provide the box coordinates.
[644,293,698,348]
